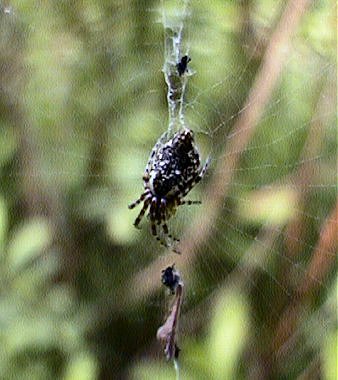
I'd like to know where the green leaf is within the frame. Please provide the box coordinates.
[237,187,297,225]
[208,289,250,379]
[322,278,338,380]
[63,352,98,380]
[6,317,58,353]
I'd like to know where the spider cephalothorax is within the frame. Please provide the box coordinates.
[128,128,208,250]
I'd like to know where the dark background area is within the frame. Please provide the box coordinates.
[0,1,336,379]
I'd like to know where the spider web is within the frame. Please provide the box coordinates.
[122,1,337,378]
[2,0,336,378]
[154,2,335,280]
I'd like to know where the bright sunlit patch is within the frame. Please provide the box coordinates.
[208,288,250,379]
[63,352,98,380]
[7,218,53,271]
[106,205,139,244]
[237,186,298,225]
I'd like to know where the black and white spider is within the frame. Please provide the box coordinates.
[128,128,209,250]
[176,55,191,76]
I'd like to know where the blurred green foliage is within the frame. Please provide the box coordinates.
[0,0,336,379]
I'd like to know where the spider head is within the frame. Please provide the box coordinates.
[175,128,195,154]
[182,128,194,140]
[180,55,191,65]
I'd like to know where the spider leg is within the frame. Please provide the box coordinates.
[128,190,151,209]
[150,197,180,252]
[133,196,151,229]
[179,200,202,206]
[158,198,166,225]
[162,222,180,243]
[151,220,158,238]
[149,197,161,240]
[197,157,210,182]
[160,222,180,254]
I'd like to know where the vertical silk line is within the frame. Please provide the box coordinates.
[161,0,190,135]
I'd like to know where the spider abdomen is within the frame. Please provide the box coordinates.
[151,156,199,198]
[151,174,179,197]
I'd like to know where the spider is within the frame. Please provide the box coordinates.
[176,55,191,76]
[161,264,181,294]
[128,128,209,251]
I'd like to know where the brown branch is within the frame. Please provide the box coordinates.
[284,77,336,259]
[127,0,312,304]
[274,71,336,303]
[298,200,337,297]
[272,200,337,355]
[266,70,337,373]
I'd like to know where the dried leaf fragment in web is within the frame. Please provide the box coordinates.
[157,277,183,361]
